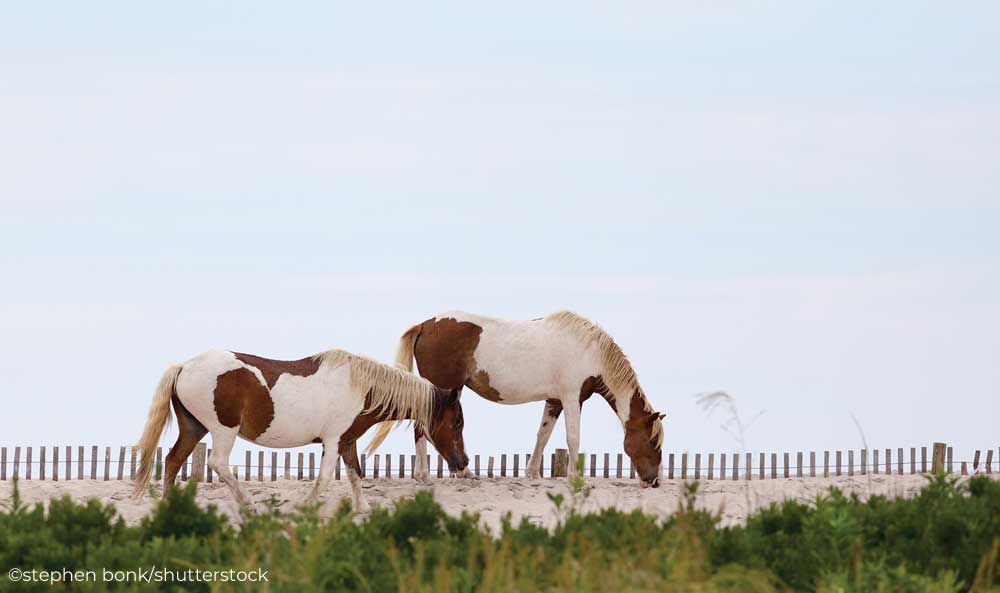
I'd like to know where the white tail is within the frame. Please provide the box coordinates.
[132,364,182,497]
[367,323,425,454]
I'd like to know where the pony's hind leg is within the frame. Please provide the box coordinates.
[207,428,251,506]
[339,440,371,512]
[163,395,208,494]
[526,400,563,479]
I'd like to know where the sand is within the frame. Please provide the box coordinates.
[7,472,992,532]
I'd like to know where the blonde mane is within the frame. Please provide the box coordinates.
[547,310,664,447]
[312,349,436,452]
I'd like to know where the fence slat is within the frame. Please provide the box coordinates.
[487,456,494,478]
[13,447,20,479]
[53,446,59,481]
[770,453,777,479]
[297,452,303,480]
[103,447,110,481]
[910,447,916,474]
[26,447,32,480]
[513,453,519,477]
[885,448,891,474]
[474,454,480,477]
[745,452,751,480]
[590,453,596,478]
[399,454,405,478]
[373,454,380,478]
[897,448,903,475]
[931,442,945,472]
[285,452,291,480]
[271,452,277,481]
[117,446,126,480]
[385,454,391,479]
[922,446,928,473]
[258,451,265,481]
[603,453,610,478]
[244,451,251,481]
[961,461,968,476]
[861,449,868,475]
[796,452,803,478]
[986,449,993,474]
[848,450,854,477]
[759,452,765,480]
[681,453,688,479]
[207,449,213,483]
[783,452,789,478]
[309,453,316,480]
[835,451,842,476]
[947,446,953,473]
[720,453,726,481]
[499,454,506,478]
[77,446,83,480]
[707,453,714,480]
[40,446,46,480]
[973,450,981,472]
[823,450,829,477]
[181,454,188,481]
[1,447,6,480]
[732,452,739,480]
[616,453,623,478]
[129,446,136,479]
[874,449,880,474]
[154,447,162,481]
[190,444,206,482]
[810,451,816,477]
[334,453,340,481]
[695,453,701,479]
[437,455,443,478]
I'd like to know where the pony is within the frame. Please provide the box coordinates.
[133,348,468,511]
[372,311,665,487]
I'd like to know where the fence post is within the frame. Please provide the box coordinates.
[732,452,739,480]
[770,453,777,479]
[616,453,623,478]
[1,447,5,480]
[53,446,59,481]
[258,451,265,481]
[487,456,494,478]
[129,446,136,479]
[973,450,981,472]
[13,447,20,479]
[668,453,675,479]
[796,452,803,478]
[947,447,953,473]
[40,447,46,480]
[694,453,701,479]
[885,448,891,474]
[385,454,391,479]
[244,451,251,481]
[437,455,443,478]
[284,452,291,480]
[590,453,597,478]
[848,450,854,477]
[400,454,405,478]
[373,454,380,478]
[759,453,765,480]
[297,452,303,480]
[474,454,480,477]
[861,449,867,475]
[271,452,277,481]
[360,453,367,478]
[154,447,162,481]
[931,442,946,472]
[897,448,903,475]
[26,447,32,480]
[986,450,994,474]
[103,447,110,481]
[554,449,569,478]
[720,453,726,480]
[680,453,688,479]
[783,452,790,478]
[190,443,206,482]
[602,453,609,478]
[809,451,816,477]
[708,453,714,480]
[921,446,928,473]
[835,451,842,476]
[207,449,213,482]
[823,450,829,477]
[910,447,916,474]
[117,447,126,480]
[745,452,751,480]
[961,461,968,475]
[309,453,316,480]
[335,454,341,481]
[76,446,83,480]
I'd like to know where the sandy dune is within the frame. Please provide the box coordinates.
[7,472,991,531]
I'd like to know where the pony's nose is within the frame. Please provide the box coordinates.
[651,477,660,488]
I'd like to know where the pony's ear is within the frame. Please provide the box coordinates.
[657,412,666,421]
[648,412,665,424]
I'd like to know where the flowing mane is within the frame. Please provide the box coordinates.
[547,310,663,447]
[312,349,436,440]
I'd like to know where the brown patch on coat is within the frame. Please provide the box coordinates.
[233,352,321,389]
[412,317,482,389]
[622,390,664,483]
[467,369,502,402]
[578,375,616,412]
[213,367,275,440]
[544,398,564,419]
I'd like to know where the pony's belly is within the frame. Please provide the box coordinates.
[252,373,360,447]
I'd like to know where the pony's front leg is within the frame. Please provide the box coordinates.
[413,430,431,483]
[339,440,371,513]
[526,400,563,479]
[306,441,337,503]
[207,429,252,507]
[562,399,582,479]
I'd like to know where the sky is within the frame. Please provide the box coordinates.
[1,2,998,471]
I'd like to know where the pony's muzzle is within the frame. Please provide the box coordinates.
[641,476,660,489]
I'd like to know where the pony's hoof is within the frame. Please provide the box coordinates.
[413,473,431,485]
[525,471,541,480]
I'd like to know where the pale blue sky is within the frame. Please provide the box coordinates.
[1,3,998,468]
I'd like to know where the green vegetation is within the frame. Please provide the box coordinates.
[0,474,997,592]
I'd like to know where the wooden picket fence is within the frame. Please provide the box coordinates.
[0,443,995,483]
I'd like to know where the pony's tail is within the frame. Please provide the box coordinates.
[366,323,424,455]
[132,364,182,498]
[393,322,422,371]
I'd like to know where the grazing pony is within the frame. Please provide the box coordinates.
[373,311,665,487]
[133,348,467,511]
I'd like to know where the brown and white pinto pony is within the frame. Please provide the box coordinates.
[373,311,665,487]
[133,348,467,511]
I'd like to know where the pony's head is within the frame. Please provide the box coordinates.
[428,387,469,472]
[624,405,665,488]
